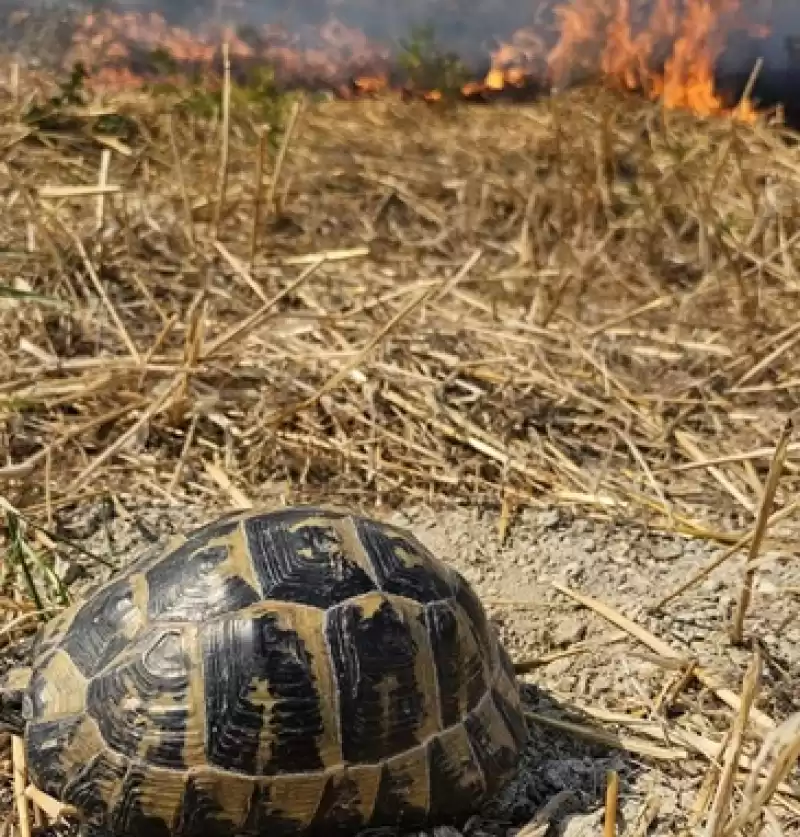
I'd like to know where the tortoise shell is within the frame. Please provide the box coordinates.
[18,506,528,837]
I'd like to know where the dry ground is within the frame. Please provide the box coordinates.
[1,66,800,836]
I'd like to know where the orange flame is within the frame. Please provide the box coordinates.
[490,0,767,121]
[47,0,771,121]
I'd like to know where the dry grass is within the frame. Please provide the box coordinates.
[1,73,800,533]
[1,60,800,836]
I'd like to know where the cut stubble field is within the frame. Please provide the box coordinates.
[1,65,800,837]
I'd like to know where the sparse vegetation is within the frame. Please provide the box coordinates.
[147,62,292,130]
[22,61,140,138]
[397,23,471,95]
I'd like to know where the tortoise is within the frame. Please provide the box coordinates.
[0,505,528,837]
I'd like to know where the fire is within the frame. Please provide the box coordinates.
[652,0,745,116]
[488,0,767,121]
[15,0,771,121]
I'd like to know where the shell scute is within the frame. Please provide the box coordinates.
[28,648,88,722]
[108,765,183,837]
[61,749,129,832]
[306,767,381,836]
[452,571,495,660]
[24,715,85,797]
[29,602,80,661]
[242,774,327,837]
[110,768,176,837]
[242,508,377,608]
[492,653,529,750]
[86,625,203,771]
[173,773,239,837]
[201,601,337,776]
[325,592,439,766]
[145,537,261,623]
[371,743,430,828]
[427,725,487,821]
[354,517,456,602]
[423,598,490,728]
[461,689,521,799]
[59,576,145,679]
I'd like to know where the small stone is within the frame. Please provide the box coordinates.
[558,809,604,837]
[572,519,591,535]
[433,827,464,837]
[553,617,587,647]
[560,562,584,583]
[702,577,725,594]
[56,556,87,587]
[649,539,684,560]
[537,510,560,529]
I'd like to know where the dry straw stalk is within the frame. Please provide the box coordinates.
[1,57,800,837]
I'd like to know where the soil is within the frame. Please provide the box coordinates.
[2,497,800,837]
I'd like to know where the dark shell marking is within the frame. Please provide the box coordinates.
[23,506,527,836]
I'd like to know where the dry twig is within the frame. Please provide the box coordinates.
[604,770,619,837]
[11,737,30,837]
[730,417,793,644]
[553,583,776,733]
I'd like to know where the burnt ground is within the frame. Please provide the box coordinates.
[2,496,798,837]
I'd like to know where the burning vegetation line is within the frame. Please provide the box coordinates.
[0,0,785,121]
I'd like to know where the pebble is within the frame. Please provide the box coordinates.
[702,577,725,594]
[560,561,585,583]
[560,809,604,837]
[649,539,685,560]
[552,617,587,647]
[536,510,560,529]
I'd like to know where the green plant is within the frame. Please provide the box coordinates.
[397,24,470,95]
[23,61,89,129]
[22,61,139,140]
[150,63,291,139]
[4,512,70,614]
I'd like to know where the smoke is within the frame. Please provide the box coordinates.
[3,0,800,116]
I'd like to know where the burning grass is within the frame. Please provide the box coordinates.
[0,0,780,117]
[1,59,800,836]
